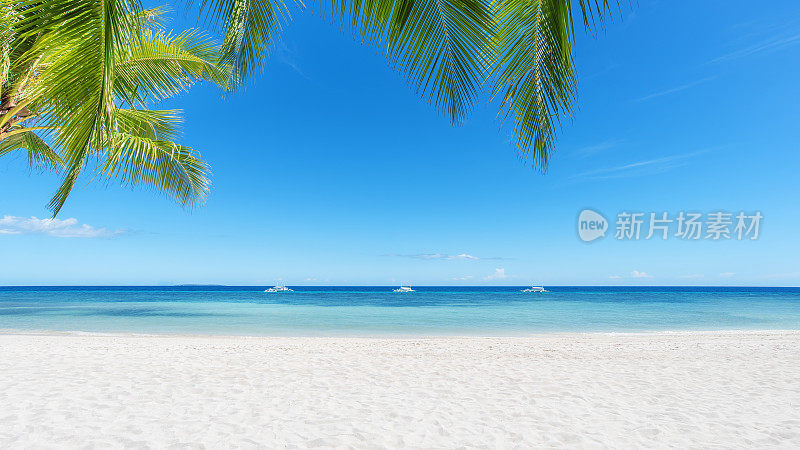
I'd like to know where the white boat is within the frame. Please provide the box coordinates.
[393,286,415,293]
[521,286,547,293]
[264,285,293,292]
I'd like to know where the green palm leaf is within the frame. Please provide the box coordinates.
[193,0,292,85]
[8,0,223,215]
[22,0,141,213]
[0,131,64,171]
[115,29,230,105]
[331,0,494,124]
[115,108,183,141]
[491,0,612,169]
[100,132,211,207]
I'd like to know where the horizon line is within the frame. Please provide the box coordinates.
[0,284,798,288]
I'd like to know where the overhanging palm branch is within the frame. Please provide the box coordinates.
[100,131,211,207]
[193,0,494,121]
[491,0,611,169]
[192,0,292,86]
[3,0,616,216]
[332,0,494,124]
[207,0,612,167]
[115,28,230,105]
[329,0,612,167]
[104,107,210,206]
[5,0,227,215]
[0,130,63,170]
[115,108,183,141]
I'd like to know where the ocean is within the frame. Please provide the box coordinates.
[1,286,798,336]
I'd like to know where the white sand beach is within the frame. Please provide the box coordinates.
[1,331,799,448]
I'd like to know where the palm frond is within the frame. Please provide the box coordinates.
[128,6,169,31]
[115,28,230,105]
[332,0,494,124]
[576,0,614,32]
[99,132,211,207]
[11,0,224,215]
[115,108,183,141]
[193,0,292,85]
[0,130,64,171]
[22,0,143,214]
[47,162,84,214]
[491,0,613,169]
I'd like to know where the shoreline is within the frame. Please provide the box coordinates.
[2,330,799,447]
[1,327,799,339]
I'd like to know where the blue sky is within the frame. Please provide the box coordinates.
[1,1,799,286]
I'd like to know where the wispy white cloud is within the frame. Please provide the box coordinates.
[276,42,310,80]
[719,272,736,278]
[0,215,124,238]
[570,150,705,181]
[573,139,625,157]
[390,253,507,261]
[708,33,800,64]
[484,268,509,280]
[608,271,653,280]
[635,76,716,102]
[761,272,800,280]
[408,253,477,261]
[451,275,474,281]
[581,63,620,81]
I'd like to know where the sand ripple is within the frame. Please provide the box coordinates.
[1,331,799,448]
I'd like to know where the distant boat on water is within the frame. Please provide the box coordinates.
[393,286,415,293]
[521,286,547,293]
[264,285,293,293]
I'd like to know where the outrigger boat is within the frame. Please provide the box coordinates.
[264,285,293,293]
[392,286,415,293]
[521,285,547,293]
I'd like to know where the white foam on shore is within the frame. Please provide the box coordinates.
[1,332,799,447]
[2,327,799,339]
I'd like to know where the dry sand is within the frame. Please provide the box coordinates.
[1,331,799,448]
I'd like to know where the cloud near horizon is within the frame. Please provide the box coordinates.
[485,268,509,280]
[391,253,507,261]
[608,271,653,279]
[451,275,474,281]
[631,270,653,278]
[0,215,124,238]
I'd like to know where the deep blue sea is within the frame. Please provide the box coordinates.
[1,286,798,336]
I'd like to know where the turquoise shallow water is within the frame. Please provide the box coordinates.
[1,286,798,336]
